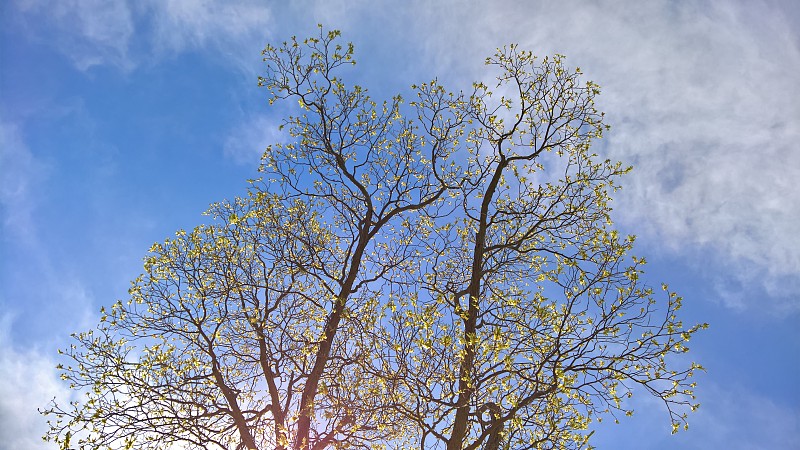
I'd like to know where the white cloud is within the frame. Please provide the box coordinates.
[0,315,72,450]
[577,1,800,310]
[0,122,105,441]
[367,0,800,312]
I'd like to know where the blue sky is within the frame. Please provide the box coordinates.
[1,0,798,448]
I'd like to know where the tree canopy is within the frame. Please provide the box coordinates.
[42,28,706,450]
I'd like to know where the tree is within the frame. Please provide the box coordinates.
[42,27,706,450]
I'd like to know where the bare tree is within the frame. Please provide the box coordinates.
[42,28,705,450]
[371,47,706,449]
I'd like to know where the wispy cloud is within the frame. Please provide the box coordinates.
[372,0,800,312]
[11,0,272,73]
[0,119,99,341]
[0,121,48,244]
[144,0,272,73]
[14,0,135,71]
[686,382,800,449]
[223,114,286,166]
[9,0,798,314]
[579,1,800,311]
[0,314,74,450]
[146,0,271,51]
[589,378,800,449]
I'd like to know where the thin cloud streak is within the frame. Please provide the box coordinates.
[13,0,135,71]
[144,0,272,74]
[686,382,800,449]
[11,0,272,74]
[588,378,800,449]
[0,121,48,244]
[0,119,101,345]
[223,115,287,166]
